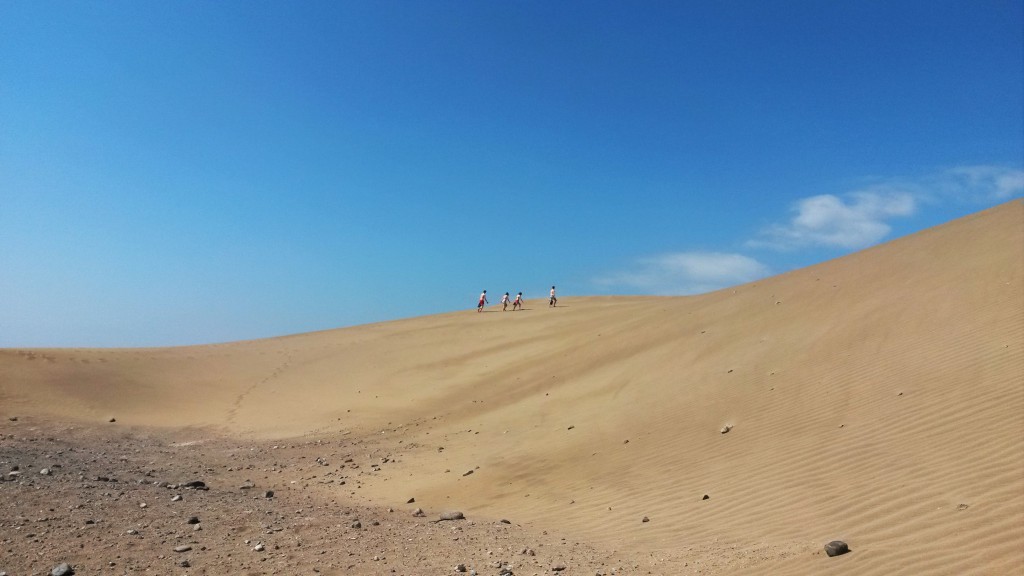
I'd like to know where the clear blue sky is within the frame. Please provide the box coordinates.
[2,1,1022,347]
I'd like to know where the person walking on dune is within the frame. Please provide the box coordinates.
[477,290,489,312]
[512,292,524,311]
[501,292,511,311]
[549,285,557,307]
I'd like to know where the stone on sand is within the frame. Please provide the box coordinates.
[824,540,850,557]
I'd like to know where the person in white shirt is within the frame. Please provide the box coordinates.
[501,292,511,311]
[512,292,524,311]
[549,285,557,307]
[477,290,488,312]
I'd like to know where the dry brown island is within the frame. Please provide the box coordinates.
[2,200,1021,575]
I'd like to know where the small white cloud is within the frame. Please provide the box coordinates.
[749,164,1022,252]
[750,190,916,250]
[945,165,1024,201]
[596,252,770,295]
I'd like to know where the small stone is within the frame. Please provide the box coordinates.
[50,564,74,576]
[500,519,511,524]
[957,503,969,511]
[824,540,850,557]
[254,543,265,552]
[108,417,116,423]
[438,511,465,521]
[187,516,200,524]
[40,468,51,476]
[264,490,274,498]
[720,424,732,434]
[173,545,192,553]
[462,470,474,477]
[702,494,710,500]
[407,497,416,503]
[177,560,190,568]
[351,520,362,529]
[455,564,467,572]
[171,495,182,502]
[139,502,147,509]
[412,508,425,517]
[641,516,650,523]
[552,565,567,572]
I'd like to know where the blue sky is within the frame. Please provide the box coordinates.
[2,1,1021,347]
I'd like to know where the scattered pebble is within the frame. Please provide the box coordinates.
[437,511,465,521]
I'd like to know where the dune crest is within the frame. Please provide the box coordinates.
[2,199,1021,574]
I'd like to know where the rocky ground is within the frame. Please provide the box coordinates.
[0,417,638,576]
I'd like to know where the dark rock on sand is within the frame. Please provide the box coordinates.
[824,540,850,557]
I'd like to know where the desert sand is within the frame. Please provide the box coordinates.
[2,199,1022,575]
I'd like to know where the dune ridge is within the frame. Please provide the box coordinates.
[2,199,1021,574]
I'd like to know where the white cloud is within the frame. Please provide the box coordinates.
[595,252,770,295]
[944,165,1024,201]
[750,190,917,250]
[749,164,1022,251]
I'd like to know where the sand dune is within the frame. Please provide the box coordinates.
[2,199,1021,574]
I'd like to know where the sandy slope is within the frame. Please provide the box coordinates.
[2,199,1021,575]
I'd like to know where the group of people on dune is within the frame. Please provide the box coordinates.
[478,286,557,312]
